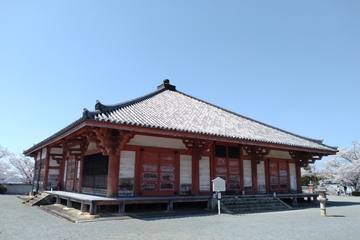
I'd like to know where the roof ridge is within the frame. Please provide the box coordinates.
[175,90,337,151]
[94,88,167,114]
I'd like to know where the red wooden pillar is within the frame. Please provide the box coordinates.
[210,144,216,192]
[107,151,121,197]
[264,158,270,193]
[134,148,142,195]
[43,147,50,190]
[175,151,180,194]
[33,151,41,192]
[58,159,64,190]
[251,155,258,193]
[73,159,78,192]
[78,159,84,193]
[192,148,200,195]
[239,154,244,193]
[58,145,68,190]
[286,160,291,193]
[295,159,302,193]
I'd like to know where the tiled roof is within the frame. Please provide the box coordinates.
[87,80,337,152]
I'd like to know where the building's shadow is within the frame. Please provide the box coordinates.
[127,210,215,221]
[326,200,360,208]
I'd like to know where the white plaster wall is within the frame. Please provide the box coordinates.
[86,142,98,152]
[47,168,59,189]
[41,148,47,159]
[49,157,60,167]
[50,147,63,154]
[63,161,67,184]
[241,147,248,155]
[243,160,252,187]
[49,169,59,175]
[289,163,297,191]
[199,156,210,191]
[180,155,192,185]
[267,150,291,159]
[36,152,41,161]
[76,160,81,179]
[257,161,266,193]
[119,151,136,179]
[118,151,136,196]
[128,135,186,149]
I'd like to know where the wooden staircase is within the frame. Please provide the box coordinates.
[220,195,292,214]
[22,192,53,206]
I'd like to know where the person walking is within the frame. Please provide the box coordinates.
[337,186,341,196]
[343,186,347,196]
[347,187,352,196]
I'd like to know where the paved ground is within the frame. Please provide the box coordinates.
[1,195,360,240]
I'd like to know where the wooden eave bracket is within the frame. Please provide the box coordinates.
[289,151,324,167]
[183,139,212,154]
[91,128,134,155]
[244,146,270,163]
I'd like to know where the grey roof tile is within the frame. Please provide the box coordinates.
[24,81,337,155]
[92,87,336,152]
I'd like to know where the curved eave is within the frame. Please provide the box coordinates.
[24,119,338,157]
[23,118,87,156]
[86,120,338,155]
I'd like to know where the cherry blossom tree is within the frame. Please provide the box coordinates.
[324,141,360,191]
[0,145,34,184]
[0,146,11,183]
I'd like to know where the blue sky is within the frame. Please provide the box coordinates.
[0,1,359,156]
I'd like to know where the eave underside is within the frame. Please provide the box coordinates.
[24,120,338,157]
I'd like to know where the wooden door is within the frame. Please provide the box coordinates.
[269,159,289,193]
[269,160,279,192]
[278,161,289,192]
[141,150,176,196]
[228,158,241,193]
[214,145,242,194]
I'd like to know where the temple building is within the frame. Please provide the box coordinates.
[24,80,337,214]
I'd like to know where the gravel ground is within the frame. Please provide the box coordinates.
[0,195,360,240]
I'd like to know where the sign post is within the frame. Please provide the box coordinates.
[212,177,226,215]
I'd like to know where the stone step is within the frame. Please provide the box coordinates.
[23,193,52,206]
[223,197,274,200]
[225,203,286,210]
[229,207,288,214]
[220,196,291,214]
[222,199,279,204]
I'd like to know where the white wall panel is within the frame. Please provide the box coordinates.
[86,142,98,152]
[266,150,291,159]
[257,161,266,193]
[243,160,252,187]
[289,163,297,191]
[199,156,210,192]
[180,155,192,184]
[119,151,136,178]
[47,169,59,189]
[41,148,47,159]
[50,147,63,154]
[128,135,186,149]
[118,151,136,196]
[49,157,60,167]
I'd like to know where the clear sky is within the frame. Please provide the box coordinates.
[0,1,359,156]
